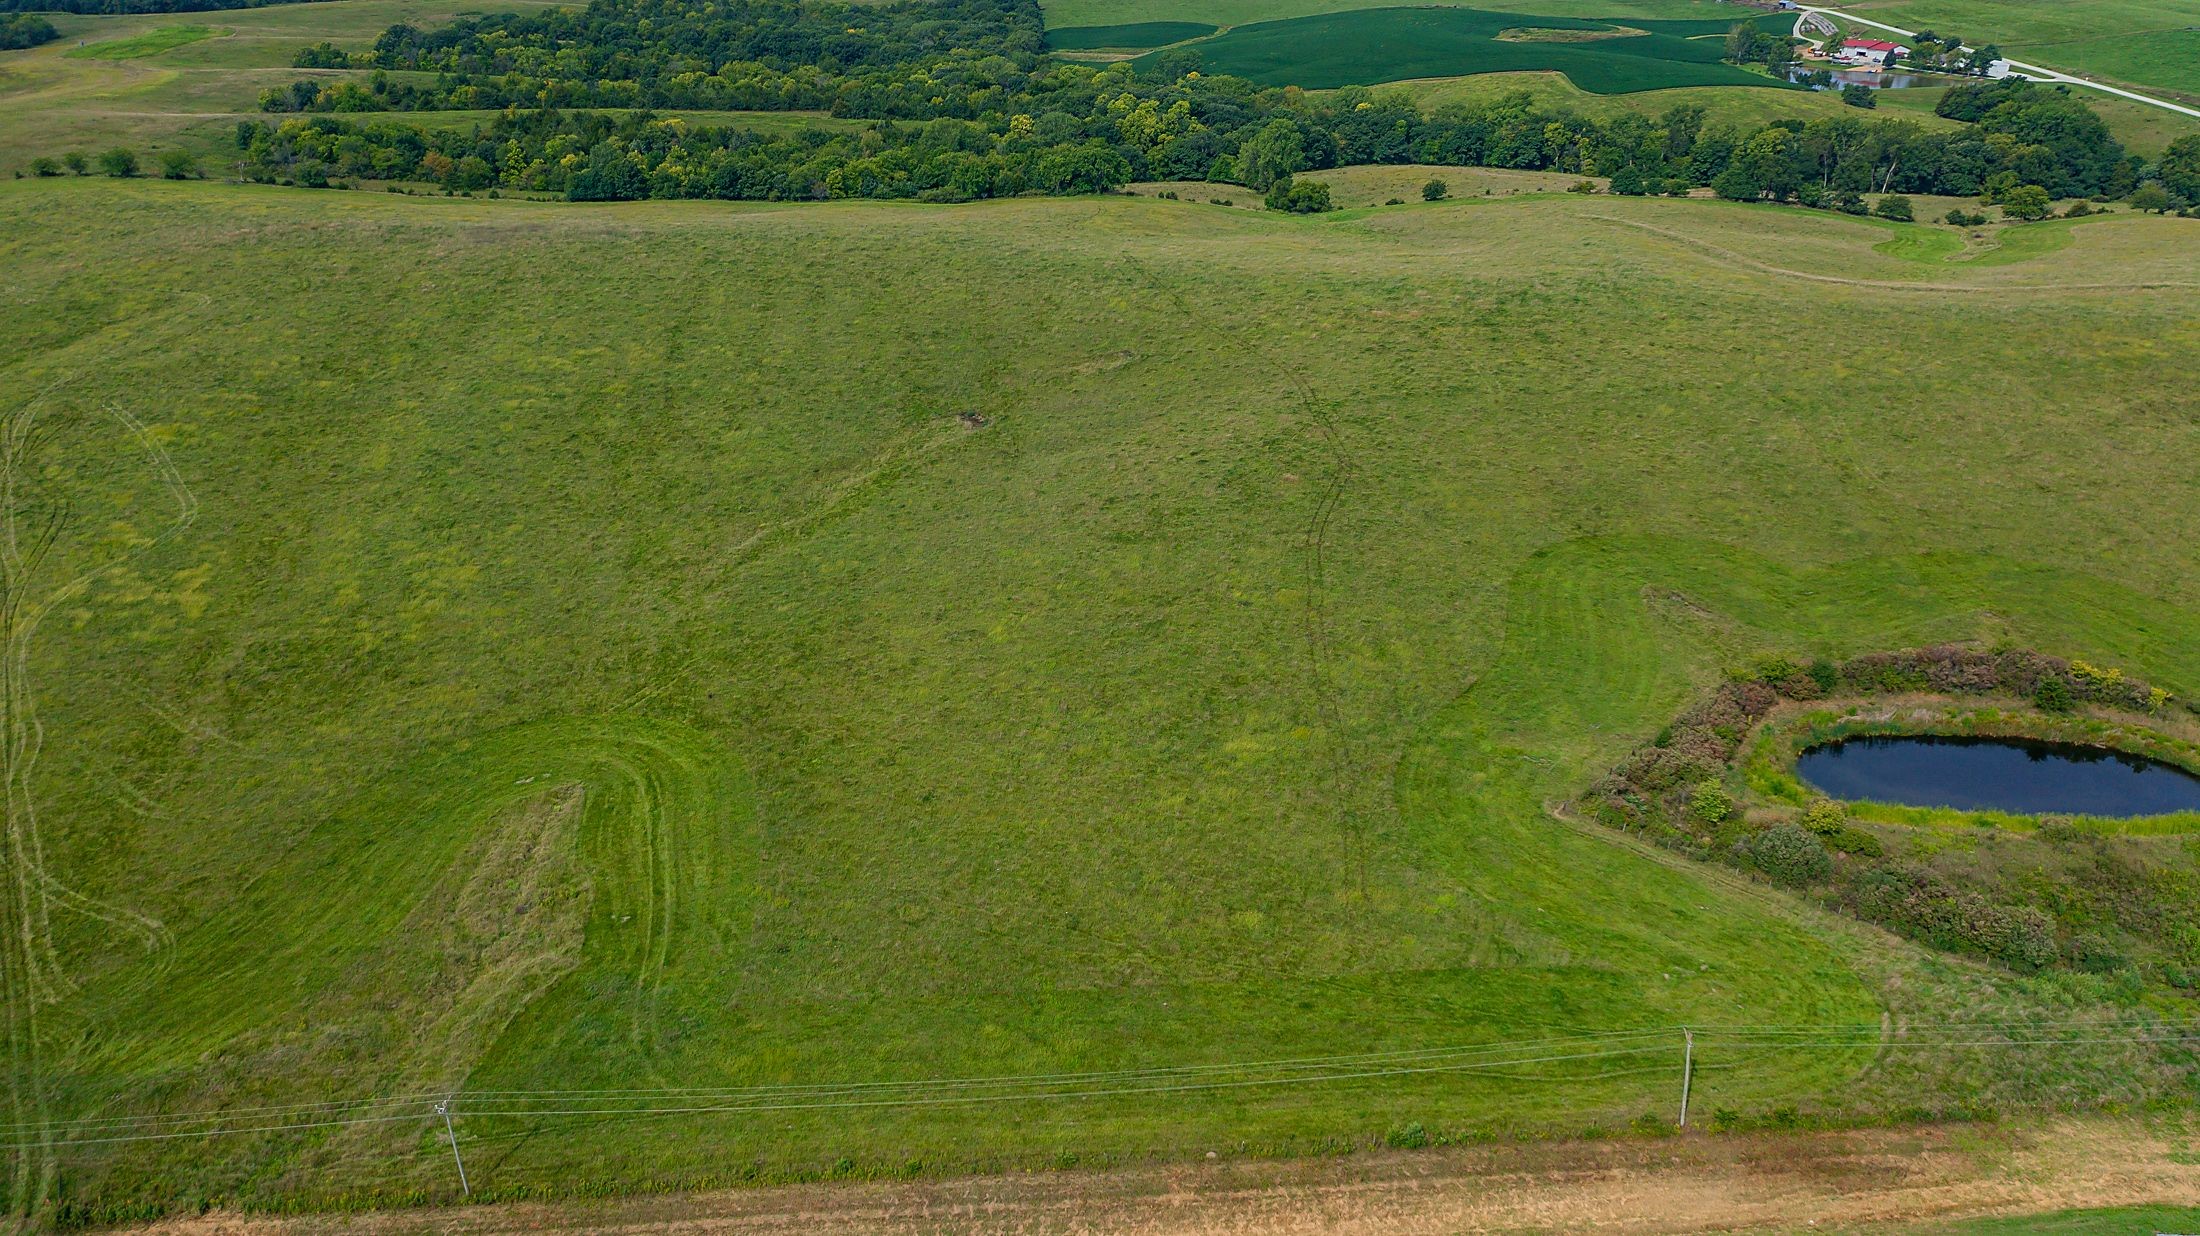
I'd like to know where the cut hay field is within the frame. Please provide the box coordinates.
[4,175,2200,1224]
[1126,6,1798,92]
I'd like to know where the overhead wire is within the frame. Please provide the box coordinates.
[10,1018,2196,1153]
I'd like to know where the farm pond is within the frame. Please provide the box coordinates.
[1796,735,2200,818]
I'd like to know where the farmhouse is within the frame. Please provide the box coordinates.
[1831,37,1908,66]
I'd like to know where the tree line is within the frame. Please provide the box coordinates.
[274,0,1044,117]
[23,0,2194,213]
[224,45,2191,211]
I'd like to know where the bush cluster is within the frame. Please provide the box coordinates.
[0,10,57,48]
[1839,866,2058,971]
[1743,823,1831,887]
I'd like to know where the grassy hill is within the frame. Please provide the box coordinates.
[4,174,2199,1222]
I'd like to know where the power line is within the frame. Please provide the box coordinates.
[10,1020,2195,1154]
[1,1030,1673,1138]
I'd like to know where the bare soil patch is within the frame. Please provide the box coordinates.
[1496,25,1649,43]
[114,1117,2200,1235]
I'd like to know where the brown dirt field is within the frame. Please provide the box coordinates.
[116,1116,2200,1235]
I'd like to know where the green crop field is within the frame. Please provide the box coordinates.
[1127,7,1797,92]
[1048,19,1217,49]
[1040,0,1748,33]
[4,172,2200,1223]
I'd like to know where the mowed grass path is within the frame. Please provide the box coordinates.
[4,181,2200,1216]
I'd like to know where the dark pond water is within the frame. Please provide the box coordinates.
[1796,736,2200,818]
[1783,65,1935,89]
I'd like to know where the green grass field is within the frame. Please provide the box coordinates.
[1128,6,1796,92]
[4,174,2199,1221]
[61,25,219,60]
[1874,1205,2200,1235]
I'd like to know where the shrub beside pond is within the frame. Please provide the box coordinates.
[1582,645,2200,988]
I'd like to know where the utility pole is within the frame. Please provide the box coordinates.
[1677,1028,1695,1128]
[435,1099,470,1197]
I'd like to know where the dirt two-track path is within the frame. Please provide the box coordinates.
[123,1117,2200,1235]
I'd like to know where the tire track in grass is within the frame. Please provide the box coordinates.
[1,396,184,1233]
[1588,213,2200,293]
[27,718,753,1209]
[1115,249,1369,901]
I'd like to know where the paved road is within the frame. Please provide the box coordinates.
[1797,6,2200,121]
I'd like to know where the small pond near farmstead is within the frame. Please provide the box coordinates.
[1795,736,2200,818]
[1782,65,1936,89]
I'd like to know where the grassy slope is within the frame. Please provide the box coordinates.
[63,25,219,60]
[5,178,2199,1216]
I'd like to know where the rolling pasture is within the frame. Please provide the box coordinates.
[61,25,217,60]
[3,175,2199,1220]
